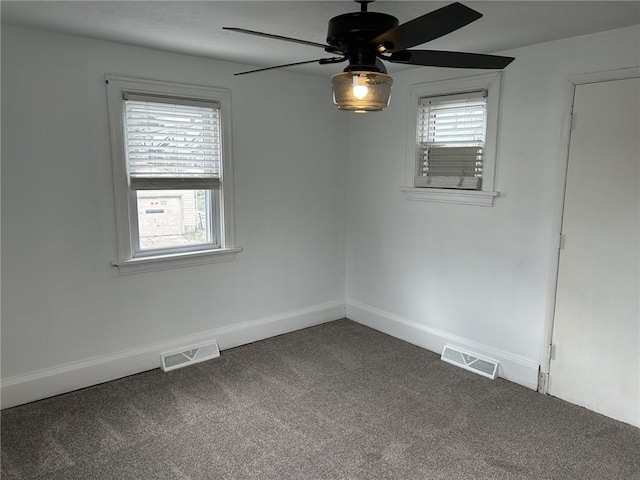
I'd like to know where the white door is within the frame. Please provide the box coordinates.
[549,76,639,427]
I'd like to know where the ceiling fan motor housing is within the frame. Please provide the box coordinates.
[326,12,398,72]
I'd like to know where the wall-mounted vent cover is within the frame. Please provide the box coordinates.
[160,340,220,372]
[441,344,499,380]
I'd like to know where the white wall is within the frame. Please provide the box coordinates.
[1,25,347,405]
[345,25,640,388]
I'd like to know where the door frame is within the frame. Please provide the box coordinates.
[540,67,640,392]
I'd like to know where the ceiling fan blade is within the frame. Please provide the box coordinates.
[371,2,482,52]
[387,50,515,69]
[223,27,344,55]
[233,57,345,76]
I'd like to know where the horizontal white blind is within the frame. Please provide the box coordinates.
[416,91,487,190]
[124,95,221,190]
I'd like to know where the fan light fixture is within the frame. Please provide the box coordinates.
[331,71,393,112]
[225,1,515,113]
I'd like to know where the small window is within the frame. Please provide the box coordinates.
[403,73,503,206]
[416,91,487,190]
[106,76,239,274]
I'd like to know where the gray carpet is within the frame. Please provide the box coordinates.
[2,319,639,479]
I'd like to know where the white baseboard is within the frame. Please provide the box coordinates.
[1,300,346,409]
[346,300,540,390]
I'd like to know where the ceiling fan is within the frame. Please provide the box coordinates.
[224,1,515,112]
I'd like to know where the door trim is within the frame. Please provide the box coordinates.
[541,67,640,377]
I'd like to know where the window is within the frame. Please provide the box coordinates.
[403,72,503,206]
[106,75,239,274]
[416,91,486,190]
[124,96,220,254]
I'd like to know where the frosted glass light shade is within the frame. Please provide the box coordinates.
[331,71,393,112]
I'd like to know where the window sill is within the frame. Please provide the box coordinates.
[112,247,242,275]
[400,187,500,207]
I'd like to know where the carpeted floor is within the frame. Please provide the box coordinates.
[2,319,639,479]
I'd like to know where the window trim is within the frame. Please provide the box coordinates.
[403,72,504,206]
[106,74,240,274]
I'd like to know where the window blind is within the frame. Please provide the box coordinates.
[416,90,487,190]
[123,94,221,190]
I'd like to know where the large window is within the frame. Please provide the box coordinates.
[403,72,503,206]
[106,75,239,274]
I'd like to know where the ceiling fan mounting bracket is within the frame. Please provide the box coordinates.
[355,0,375,12]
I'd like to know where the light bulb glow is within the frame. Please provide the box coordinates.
[352,84,369,100]
[352,75,369,100]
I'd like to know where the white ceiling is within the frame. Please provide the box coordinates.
[2,1,639,77]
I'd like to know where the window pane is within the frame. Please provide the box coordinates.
[136,189,213,251]
[420,97,487,147]
[124,100,221,180]
[416,92,487,190]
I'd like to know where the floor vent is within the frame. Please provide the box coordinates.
[441,344,499,380]
[160,340,220,372]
